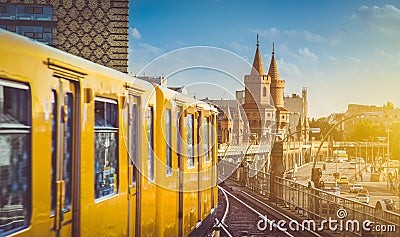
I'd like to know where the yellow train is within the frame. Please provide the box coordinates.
[0,29,218,236]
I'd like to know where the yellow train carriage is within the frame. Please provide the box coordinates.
[0,29,151,237]
[195,102,217,222]
[0,29,218,237]
[153,86,219,237]
[124,79,156,237]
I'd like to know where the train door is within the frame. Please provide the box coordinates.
[197,114,202,223]
[51,77,80,237]
[128,94,139,237]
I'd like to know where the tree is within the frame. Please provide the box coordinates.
[309,117,344,141]
[389,122,400,160]
[345,120,385,141]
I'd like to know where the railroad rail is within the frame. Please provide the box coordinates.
[214,184,323,237]
[222,162,400,237]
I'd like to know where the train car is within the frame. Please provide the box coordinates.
[0,29,218,237]
[152,86,219,236]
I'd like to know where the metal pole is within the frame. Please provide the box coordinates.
[355,143,357,180]
[371,138,374,171]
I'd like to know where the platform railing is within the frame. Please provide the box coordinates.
[221,164,400,237]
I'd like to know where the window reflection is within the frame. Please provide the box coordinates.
[0,80,31,235]
[147,107,154,182]
[0,4,53,44]
[94,99,118,199]
[166,109,172,176]
[186,114,194,168]
[0,4,52,21]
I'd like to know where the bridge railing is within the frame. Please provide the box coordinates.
[222,164,400,236]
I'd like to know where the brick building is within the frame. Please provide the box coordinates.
[0,0,129,73]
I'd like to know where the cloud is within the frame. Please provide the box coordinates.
[298,47,319,63]
[129,27,141,39]
[276,58,301,77]
[352,5,400,43]
[229,42,250,52]
[303,30,323,43]
[348,56,361,64]
[138,43,162,54]
[328,56,337,62]
[252,28,281,39]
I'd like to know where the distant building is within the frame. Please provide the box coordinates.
[0,0,129,73]
[284,87,309,140]
[337,102,400,136]
[203,36,309,144]
[136,75,167,87]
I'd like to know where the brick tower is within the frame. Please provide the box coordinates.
[243,35,275,143]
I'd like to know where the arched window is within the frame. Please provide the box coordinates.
[263,87,267,97]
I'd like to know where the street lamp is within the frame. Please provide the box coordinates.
[311,112,382,185]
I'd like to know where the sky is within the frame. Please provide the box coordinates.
[127,0,400,118]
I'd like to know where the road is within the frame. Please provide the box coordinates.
[293,161,400,213]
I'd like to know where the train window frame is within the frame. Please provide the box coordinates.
[147,106,154,182]
[0,79,31,235]
[94,97,119,201]
[165,109,172,176]
[50,90,57,216]
[176,106,182,172]
[129,96,139,187]
[204,117,211,163]
[186,113,195,169]
[63,92,73,211]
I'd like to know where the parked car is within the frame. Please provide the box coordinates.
[336,176,349,184]
[357,188,369,196]
[326,157,335,163]
[336,157,345,163]
[350,158,356,165]
[356,193,369,204]
[382,198,397,210]
[322,181,340,196]
[350,184,364,193]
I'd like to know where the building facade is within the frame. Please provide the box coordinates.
[204,36,309,145]
[0,0,129,73]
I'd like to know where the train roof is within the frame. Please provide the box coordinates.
[0,29,153,91]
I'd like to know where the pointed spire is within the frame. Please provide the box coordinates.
[257,33,260,47]
[251,34,265,76]
[268,42,280,81]
[222,104,232,121]
[272,42,275,55]
[234,104,242,121]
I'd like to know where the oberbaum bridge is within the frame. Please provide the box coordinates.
[210,38,400,236]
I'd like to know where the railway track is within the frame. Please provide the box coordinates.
[215,184,324,237]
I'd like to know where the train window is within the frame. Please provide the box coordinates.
[63,93,73,210]
[211,116,216,161]
[94,98,118,200]
[186,114,194,168]
[166,109,172,176]
[130,103,137,186]
[176,107,182,170]
[50,90,57,215]
[0,80,31,235]
[147,107,154,182]
[204,117,210,162]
